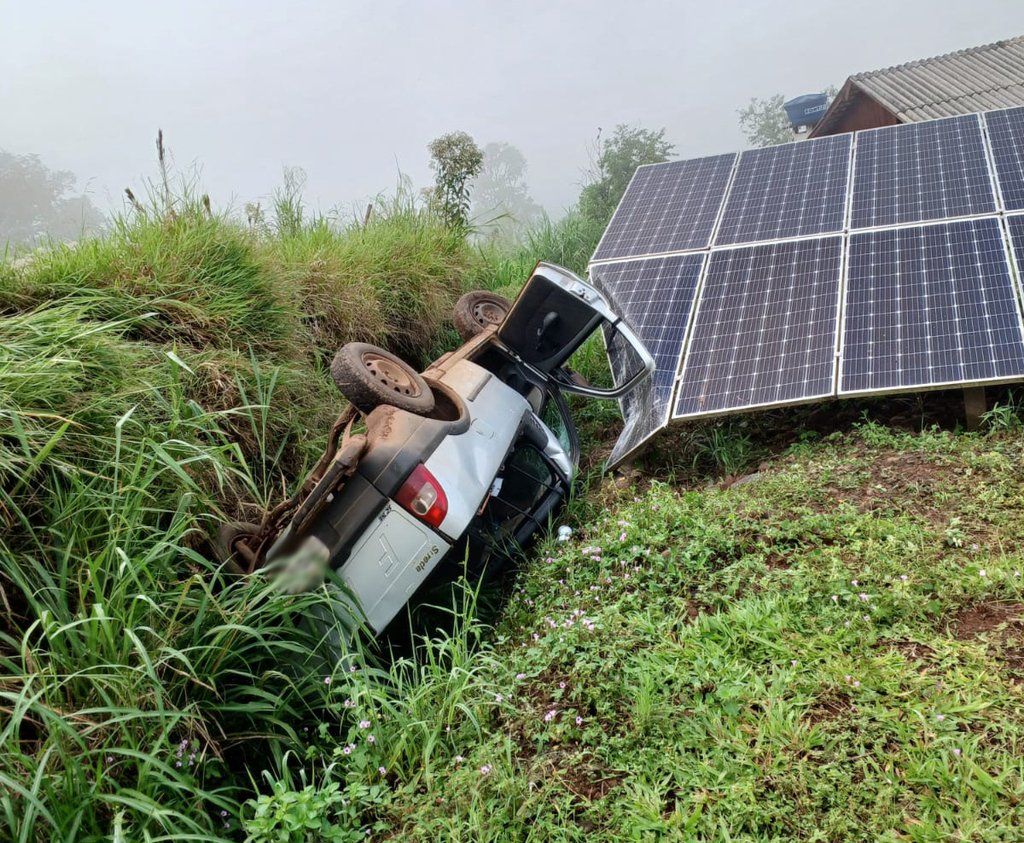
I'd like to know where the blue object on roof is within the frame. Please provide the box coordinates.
[784,94,830,127]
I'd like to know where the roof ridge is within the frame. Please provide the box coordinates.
[853,36,1024,80]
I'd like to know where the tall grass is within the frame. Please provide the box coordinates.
[0,178,615,840]
[0,184,492,840]
[465,206,605,299]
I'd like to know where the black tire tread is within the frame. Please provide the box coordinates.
[330,342,434,416]
[453,291,512,341]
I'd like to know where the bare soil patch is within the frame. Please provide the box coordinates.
[952,601,1024,641]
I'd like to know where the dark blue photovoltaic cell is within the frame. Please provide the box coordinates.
[840,218,1024,394]
[713,133,851,246]
[590,254,705,463]
[591,154,736,261]
[986,107,1024,212]
[674,237,842,417]
[1006,215,1024,296]
[850,114,996,229]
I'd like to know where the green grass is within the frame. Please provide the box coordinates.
[365,422,1024,841]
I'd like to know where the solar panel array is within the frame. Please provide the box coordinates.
[591,107,1024,467]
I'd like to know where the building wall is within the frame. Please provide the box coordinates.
[823,95,901,135]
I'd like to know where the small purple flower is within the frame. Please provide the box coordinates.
[106,755,113,763]
[544,709,557,722]
[367,735,375,744]
[953,748,962,756]
[791,659,797,667]
[176,761,182,768]
[516,673,526,680]
[559,681,566,689]
[221,811,228,817]
[480,764,491,775]
[937,714,945,721]
[575,716,583,725]
[979,570,987,577]
[359,720,371,729]
[852,579,858,586]
[379,766,387,775]
[831,595,838,603]
[455,755,464,764]
[858,593,869,602]
[324,676,331,685]
[350,665,357,673]
[495,693,503,703]
[900,574,908,582]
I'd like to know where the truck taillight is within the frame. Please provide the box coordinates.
[395,464,448,529]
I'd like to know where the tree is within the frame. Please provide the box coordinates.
[0,151,106,248]
[579,125,674,226]
[738,94,794,148]
[470,142,543,243]
[427,131,484,230]
[738,87,840,148]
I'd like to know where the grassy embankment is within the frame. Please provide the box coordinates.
[0,190,607,842]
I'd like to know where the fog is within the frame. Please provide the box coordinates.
[3,0,1023,219]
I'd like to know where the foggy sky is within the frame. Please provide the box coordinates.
[3,0,1024,219]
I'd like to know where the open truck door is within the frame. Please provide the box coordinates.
[496,261,654,398]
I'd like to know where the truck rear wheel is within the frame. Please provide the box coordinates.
[331,342,435,416]
[453,291,511,340]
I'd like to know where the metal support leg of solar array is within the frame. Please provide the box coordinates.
[963,387,987,432]
[590,106,1024,468]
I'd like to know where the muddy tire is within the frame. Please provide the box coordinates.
[453,291,511,340]
[331,342,434,416]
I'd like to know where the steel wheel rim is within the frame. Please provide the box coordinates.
[361,351,420,397]
[473,299,506,326]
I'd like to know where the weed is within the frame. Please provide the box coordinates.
[982,392,1024,431]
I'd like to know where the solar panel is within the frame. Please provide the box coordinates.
[591,254,706,462]
[850,114,996,229]
[591,154,736,262]
[1004,214,1024,297]
[840,217,1024,395]
[986,107,1024,212]
[713,133,851,246]
[673,236,843,418]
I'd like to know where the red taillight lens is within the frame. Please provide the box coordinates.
[395,464,448,529]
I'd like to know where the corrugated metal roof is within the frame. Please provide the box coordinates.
[810,36,1024,137]
[852,36,1024,121]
